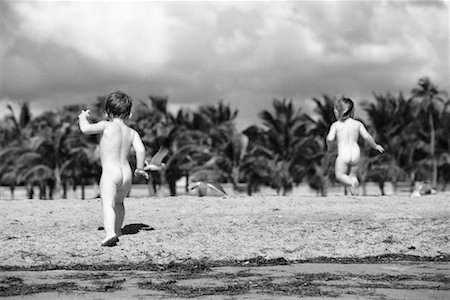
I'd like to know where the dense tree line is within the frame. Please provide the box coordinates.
[0,77,448,199]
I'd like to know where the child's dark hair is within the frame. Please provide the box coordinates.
[105,91,132,119]
[335,96,354,121]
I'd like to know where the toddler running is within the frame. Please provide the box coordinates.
[79,91,148,246]
[326,97,385,195]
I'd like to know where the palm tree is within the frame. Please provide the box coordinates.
[0,121,17,197]
[198,101,246,191]
[165,143,211,196]
[411,77,448,187]
[243,98,309,195]
[5,102,32,142]
[132,95,176,195]
[24,106,87,199]
[0,137,55,199]
[0,120,18,148]
[164,109,200,195]
[435,100,450,189]
[89,96,107,121]
[239,135,273,195]
[0,102,33,198]
[59,120,101,200]
[362,92,416,193]
[32,112,73,196]
[162,101,243,196]
[138,95,174,148]
[198,100,238,127]
[68,142,100,199]
[306,95,337,196]
[220,131,248,191]
[0,147,20,198]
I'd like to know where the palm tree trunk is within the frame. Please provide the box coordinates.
[54,167,62,198]
[167,176,177,196]
[320,168,329,196]
[81,177,85,200]
[62,181,67,199]
[185,175,190,192]
[410,171,416,192]
[9,185,15,200]
[168,180,177,196]
[429,111,437,187]
[148,178,156,196]
[48,180,54,200]
[320,185,327,197]
[231,167,240,191]
[39,182,46,199]
[378,182,385,195]
[247,181,253,196]
[26,183,33,199]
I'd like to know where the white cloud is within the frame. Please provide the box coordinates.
[12,2,171,76]
[214,30,250,56]
[0,1,448,129]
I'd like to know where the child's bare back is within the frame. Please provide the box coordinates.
[99,119,136,189]
[329,118,369,166]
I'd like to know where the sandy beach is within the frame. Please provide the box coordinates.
[1,194,449,267]
[1,194,449,299]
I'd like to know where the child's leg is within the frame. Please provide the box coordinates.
[114,177,132,236]
[349,164,359,186]
[335,158,354,186]
[114,187,128,237]
[114,197,124,237]
[99,177,119,242]
[347,164,359,195]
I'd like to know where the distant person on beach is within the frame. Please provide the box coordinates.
[326,97,385,195]
[78,91,149,247]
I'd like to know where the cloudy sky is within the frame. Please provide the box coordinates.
[0,0,448,129]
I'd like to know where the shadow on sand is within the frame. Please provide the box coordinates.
[97,223,154,235]
[121,223,155,235]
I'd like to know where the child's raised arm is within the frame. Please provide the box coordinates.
[78,110,107,135]
[359,122,385,153]
[326,123,337,151]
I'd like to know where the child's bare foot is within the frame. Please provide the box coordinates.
[101,236,119,247]
[349,177,359,196]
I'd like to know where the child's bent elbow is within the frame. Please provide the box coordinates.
[79,126,87,134]
[79,127,94,135]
